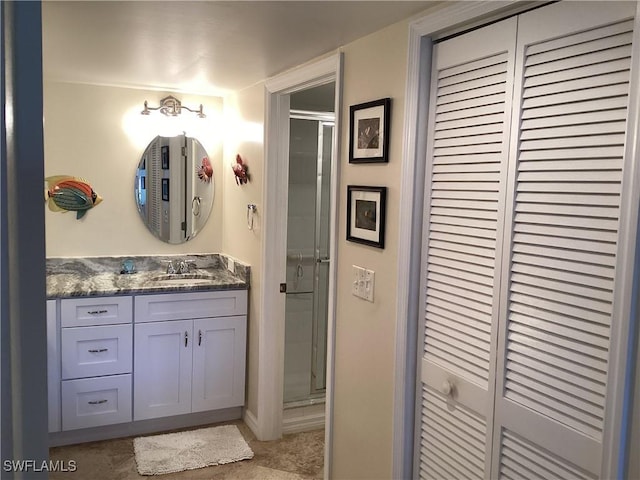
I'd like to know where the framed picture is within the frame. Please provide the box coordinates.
[347,185,387,248]
[349,98,391,163]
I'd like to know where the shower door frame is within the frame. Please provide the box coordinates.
[287,110,335,401]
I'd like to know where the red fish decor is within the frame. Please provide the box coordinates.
[197,157,213,183]
[45,175,103,219]
[232,154,249,185]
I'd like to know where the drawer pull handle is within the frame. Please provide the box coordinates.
[87,309,108,315]
[198,329,202,346]
[88,399,108,405]
[88,348,108,353]
[185,331,188,347]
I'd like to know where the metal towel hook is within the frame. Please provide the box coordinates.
[247,204,257,230]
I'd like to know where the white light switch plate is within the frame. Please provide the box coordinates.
[227,258,235,273]
[352,265,374,302]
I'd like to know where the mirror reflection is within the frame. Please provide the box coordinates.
[135,135,214,244]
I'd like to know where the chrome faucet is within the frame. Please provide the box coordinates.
[166,259,196,274]
[178,260,196,274]
[166,260,178,274]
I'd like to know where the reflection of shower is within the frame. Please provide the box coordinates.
[284,110,334,405]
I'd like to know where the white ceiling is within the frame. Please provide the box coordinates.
[42,1,436,96]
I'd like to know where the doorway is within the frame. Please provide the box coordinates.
[283,85,335,431]
[258,56,342,476]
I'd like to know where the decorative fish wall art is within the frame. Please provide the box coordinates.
[232,154,249,185]
[45,175,103,219]
[197,157,213,183]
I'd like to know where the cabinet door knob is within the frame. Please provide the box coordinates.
[198,329,202,346]
[441,380,455,397]
[185,331,188,347]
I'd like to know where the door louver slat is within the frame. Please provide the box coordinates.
[525,26,632,63]
[510,302,610,338]
[438,55,507,81]
[525,20,633,56]
[524,58,631,90]
[524,44,632,78]
[523,71,630,99]
[506,350,607,395]
[507,361,605,404]
[427,303,491,334]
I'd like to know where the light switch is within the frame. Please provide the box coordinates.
[364,269,375,302]
[352,265,374,301]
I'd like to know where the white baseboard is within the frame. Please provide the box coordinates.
[243,408,260,438]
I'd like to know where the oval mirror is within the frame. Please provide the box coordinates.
[134,135,214,243]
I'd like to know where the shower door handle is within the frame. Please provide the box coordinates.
[316,257,330,264]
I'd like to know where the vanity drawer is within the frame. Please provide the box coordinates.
[61,374,132,431]
[135,290,247,322]
[61,324,132,379]
[61,296,133,327]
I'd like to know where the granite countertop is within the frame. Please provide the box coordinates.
[46,254,250,299]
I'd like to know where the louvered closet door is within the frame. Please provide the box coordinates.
[418,18,516,479]
[493,2,636,478]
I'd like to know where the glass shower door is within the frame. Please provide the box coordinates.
[284,115,333,404]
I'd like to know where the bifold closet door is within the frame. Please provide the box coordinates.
[492,2,636,478]
[418,17,516,479]
[418,1,637,479]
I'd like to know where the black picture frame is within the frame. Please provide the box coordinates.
[346,185,386,248]
[349,98,391,164]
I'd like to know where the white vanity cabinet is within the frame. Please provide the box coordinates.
[133,290,247,421]
[59,296,133,430]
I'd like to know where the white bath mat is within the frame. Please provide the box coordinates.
[133,424,254,475]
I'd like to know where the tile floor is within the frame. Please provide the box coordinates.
[49,420,324,480]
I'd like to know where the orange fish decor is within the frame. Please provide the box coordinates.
[45,175,103,219]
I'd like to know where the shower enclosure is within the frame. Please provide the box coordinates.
[283,110,334,406]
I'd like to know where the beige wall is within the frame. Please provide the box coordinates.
[331,19,410,479]
[220,84,265,416]
[44,81,224,257]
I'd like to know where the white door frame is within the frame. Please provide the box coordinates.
[259,53,343,478]
[394,1,640,478]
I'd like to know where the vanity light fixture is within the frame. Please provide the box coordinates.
[141,95,206,118]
